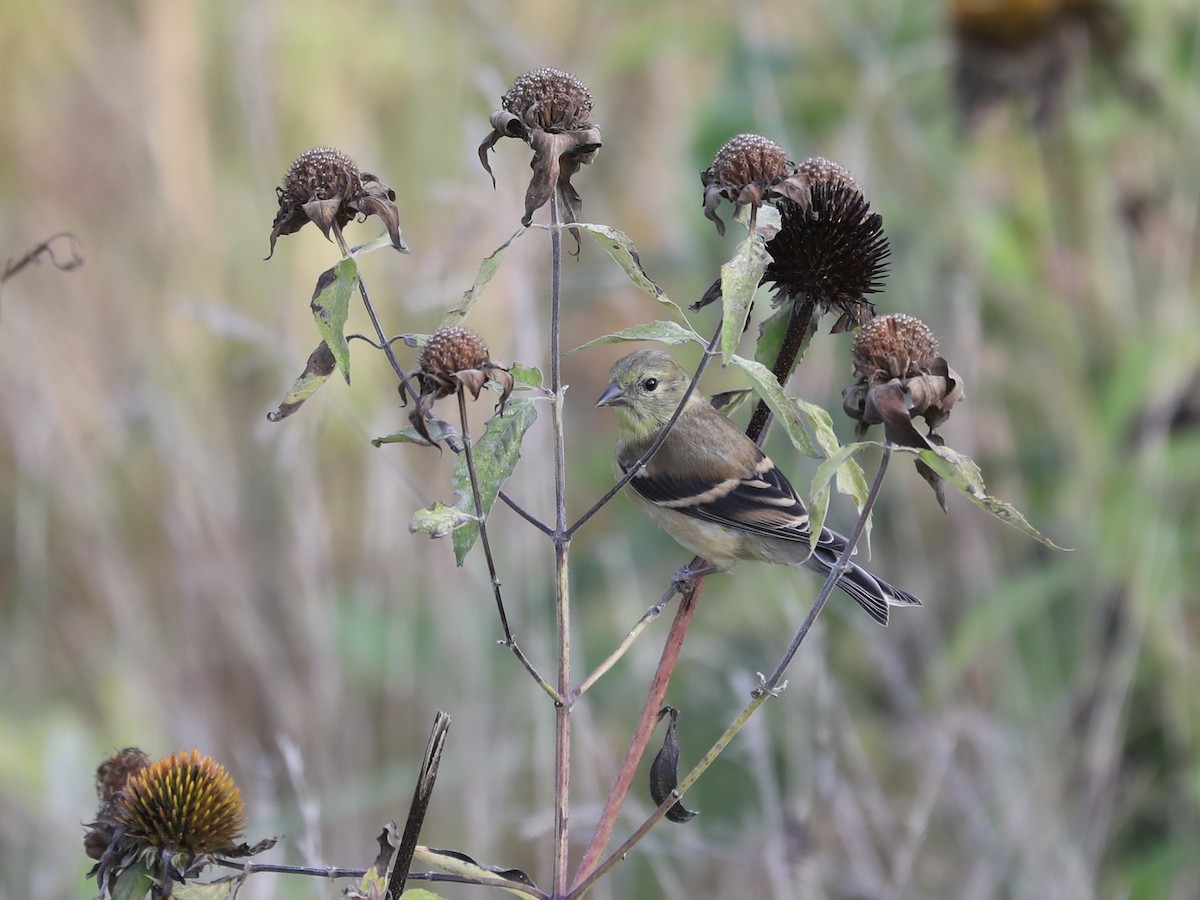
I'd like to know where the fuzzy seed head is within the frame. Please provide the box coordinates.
[419,326,491,379]
[503,67,594,131]
[709,134,792,192]
[854,314,940,381]
[281,147,361,202]
[798,156,860,193]
[117,750,247,855]
[96,747,150,801]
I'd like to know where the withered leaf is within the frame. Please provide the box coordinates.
[649,707,698,823]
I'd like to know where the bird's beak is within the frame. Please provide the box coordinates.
[595,381,626,408]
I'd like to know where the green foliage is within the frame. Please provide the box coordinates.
[450,398,537,565]
[310,257,358,384]
[718,232,769,362]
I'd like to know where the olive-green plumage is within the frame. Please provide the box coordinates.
[596,349,919,625]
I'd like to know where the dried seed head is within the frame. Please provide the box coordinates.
[503,67,594,132]
[281,147,361,203]
[96,747,150,801]
[118,749,247,855]
[853,314,940,382]
[709,134,793,194]
[797,156,860,193]
[419,326,491,380]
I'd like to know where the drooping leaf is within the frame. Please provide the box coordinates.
[411,847,540,899]
[729,354,819,458]
[109,863,154,900]
[709,388,754,416]
[754,301,792,370]
[351,229,412,257]
[508,363,547,394]
[439,228,527,329]
[373,420,457,447]
[452,398,538,565]
[573,222,683,316]
[572,320,705,353]
[910,445,1070,550]
[649,707,698,823]
[310,257,358,384]
[174,880,243,900]
[409,501,475,539]
[808,442,876,557]
[719,233,769,362]
[267,341,338,422]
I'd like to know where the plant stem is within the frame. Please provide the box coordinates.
[548,191,573,897]
[456,390,560,702]
[570,577,704,890]
[573,448,894,894]
[385,711,451,900]
[572,578,685,701]
[745,298,815,444]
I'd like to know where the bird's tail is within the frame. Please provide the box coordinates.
[803,530,921,626]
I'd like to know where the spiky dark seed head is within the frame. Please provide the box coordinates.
[281,147,360,202]
[117,749,247,855]
[502,67,594,131]
[419,326,491,378]
[853,314,940,381]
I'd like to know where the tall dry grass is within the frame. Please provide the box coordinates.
[1,1,1198,897]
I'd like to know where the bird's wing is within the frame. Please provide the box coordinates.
[623,454,816,543]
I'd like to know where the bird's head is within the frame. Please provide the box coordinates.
[595,349,694,437]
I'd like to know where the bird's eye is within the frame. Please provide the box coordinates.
[642,377,659,392]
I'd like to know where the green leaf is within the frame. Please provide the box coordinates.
[174,881,241,899]
[572,320,705,353]
[110,863,154,900]
[719,233,769,362]
[808,442,876,557]
[439,227,526,329]
[411,846,541,898]
[401,891,448,900]
[267,341,338,422]
[754,301,792,370]
[509,362,544,392]
[310,257,358,384]
[909,445,1070,550]
[451,398,538,565]
[374,420,457,446]
[352,229,411,257]
[574,222,683,316]
[410,501,476,539]
[729,354,819,458]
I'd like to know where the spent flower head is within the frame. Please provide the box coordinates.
[762,158,888,333]
[478,67,602,243]
[843,314,964,507]
[268,147,405,257]
[85,748,274,899]
[410,326,514,445]
[701,134,819,236]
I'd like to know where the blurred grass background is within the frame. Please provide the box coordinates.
[1,0,1198,897]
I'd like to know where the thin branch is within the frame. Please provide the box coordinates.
[575,449,895,891]
[1,232,83,288]
[386,711,452,899]
[570,574,705,889]
[549,190,573,897]
[572,577,686,702]
[214,860,549,899]
[457,390,560,703]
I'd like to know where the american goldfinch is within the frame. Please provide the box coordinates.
[596,349,920,625]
